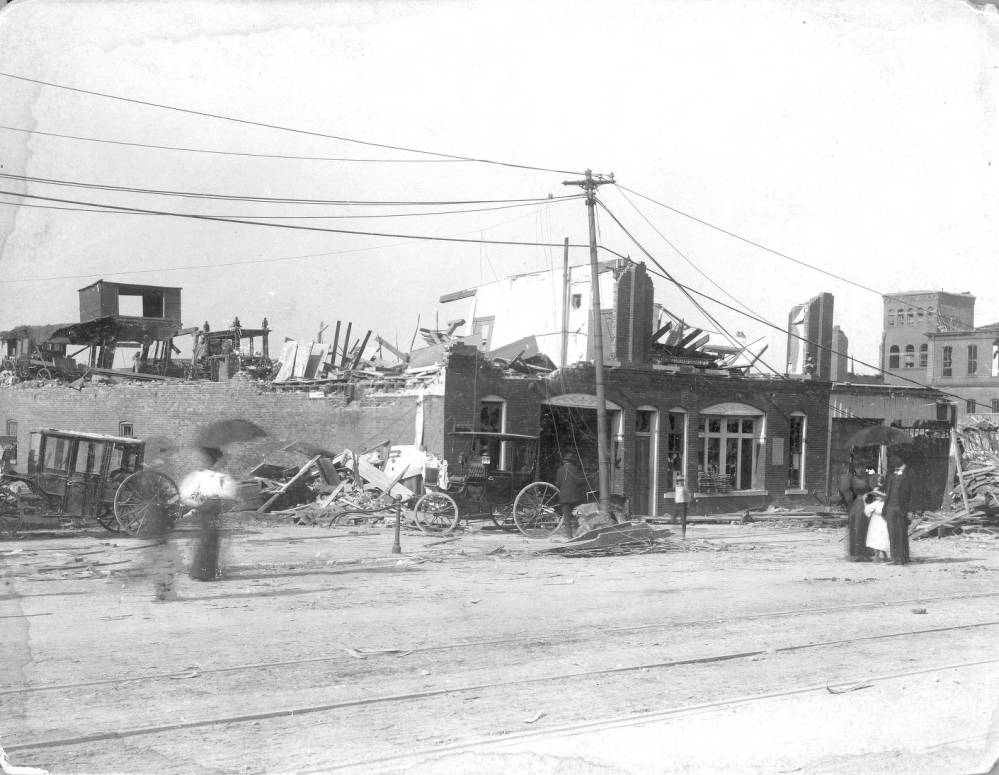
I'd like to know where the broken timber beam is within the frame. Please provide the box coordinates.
[256,455,321,512]
[350,330,372,370]
[651,321,672,342]
[375,335,409,363]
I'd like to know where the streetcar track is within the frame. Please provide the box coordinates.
[8,630,999,754]
[4,588,999,697]
[320,656,999,773]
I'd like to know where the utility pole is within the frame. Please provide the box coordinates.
[563,169,615,514]
[560,236,570,369]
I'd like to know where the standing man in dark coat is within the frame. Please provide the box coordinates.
[555,452,587,539]
[883,448,915,565]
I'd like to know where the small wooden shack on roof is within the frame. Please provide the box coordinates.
[75,280,186,371]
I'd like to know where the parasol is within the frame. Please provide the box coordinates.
[195,419,268,450]
[846,425,912,448]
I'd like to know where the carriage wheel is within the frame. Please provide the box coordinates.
[113,471,182,537]
[513,482,563,538]
[35,368,52,381]
[412,492,459,534]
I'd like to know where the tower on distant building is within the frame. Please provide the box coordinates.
[786,292,834,379]
[880,290,975,378]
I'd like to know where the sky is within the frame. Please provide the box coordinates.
[1,0,997,376]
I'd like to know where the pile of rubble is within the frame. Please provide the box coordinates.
[244,441,433,528]
[908,418,999,539]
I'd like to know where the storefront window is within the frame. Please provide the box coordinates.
[788,414,806,490]
[698,414,757,491]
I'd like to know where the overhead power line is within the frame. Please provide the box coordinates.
[615,183,960,322]
[0,124,474,163]
[645,267,982,407]
[0,188,593,254]
[0,171,572,207]
[594,198,755,357]
[1,196,583,220]
[0,71,584,176]
[595,195,983,407]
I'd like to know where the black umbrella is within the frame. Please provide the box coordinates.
[846,425,912,448]
[195,419,268,463]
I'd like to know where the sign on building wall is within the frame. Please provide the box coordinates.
[771,437,785,466]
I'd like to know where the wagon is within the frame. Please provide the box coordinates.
[411,431,564,538]
[1,352,81,382]
[0,428,181,537]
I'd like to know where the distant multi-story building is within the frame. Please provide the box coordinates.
[880,290,999,418]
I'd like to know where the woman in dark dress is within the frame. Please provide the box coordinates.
[844,468,875,561]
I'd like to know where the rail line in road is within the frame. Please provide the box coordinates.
[4,587,999,698]
[319,655,999,774]
[8,616,999,754]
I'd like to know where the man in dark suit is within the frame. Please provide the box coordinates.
[883,448,915,565]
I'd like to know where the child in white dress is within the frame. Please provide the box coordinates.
[864,490,891,561]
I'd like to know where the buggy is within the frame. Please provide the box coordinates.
[0,429,181,537]
[411,431,563,538]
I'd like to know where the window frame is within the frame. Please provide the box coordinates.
[968,344,979,376]
[888,345,900,369]
[665,409,687,491]
[787,412,807,492]
[697,414,759,492]
[942,346,953,377]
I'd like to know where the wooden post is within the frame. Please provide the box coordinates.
[340,322,353,368]
[950,427,971,514]
[350,330,372,370]
[561,236,570,368]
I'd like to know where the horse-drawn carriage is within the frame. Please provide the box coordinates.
[0,429,181,537]
[411,431,564,538]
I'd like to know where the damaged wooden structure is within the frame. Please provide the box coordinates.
[908,416,999,538]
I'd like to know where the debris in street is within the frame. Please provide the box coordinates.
[908,420,999,539]
[249,442,434,531]
[825,682,872,695]
[523,711,546,724]
[544,521,675,557]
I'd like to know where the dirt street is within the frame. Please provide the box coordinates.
[2,517,998,775]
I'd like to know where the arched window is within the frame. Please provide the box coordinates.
[919,343,928,368]
[888,345,900,369]
[904,345,915,368]
[907,309,915,326]
[697,403,762,492]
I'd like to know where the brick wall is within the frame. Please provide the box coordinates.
[0,376,440,481]
[443,345,832,513]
